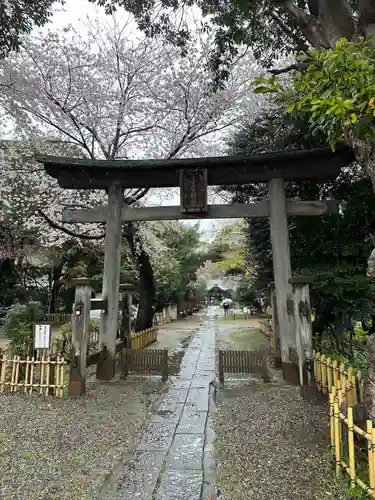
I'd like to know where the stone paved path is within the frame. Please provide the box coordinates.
[113,309,216,499]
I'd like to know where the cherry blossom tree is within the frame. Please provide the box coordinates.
[0,14,258,327]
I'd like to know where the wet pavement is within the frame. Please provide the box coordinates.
[113,308,217,499]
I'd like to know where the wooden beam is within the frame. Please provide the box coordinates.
[36,146,354,189]
[62,200,341,223]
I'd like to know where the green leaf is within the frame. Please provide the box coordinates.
[253,86,274,94]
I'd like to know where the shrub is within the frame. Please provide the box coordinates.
[53,319,100,359]
[4,302,44,356]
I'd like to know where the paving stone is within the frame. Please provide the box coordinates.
[116,466,160,498]
[186,387,210,412]
[149,403,184,425]
[126,450,166,469]
[137,423,176,451]
[167,433,205,470]
[159,388,189,404]
[155,469,203,500]
[178,367,196,379]
[171,379,191,390]
[190,377,209,388]
[176,408,207,434]
[117,311,217,500]
[193,369,215,381]
[196,362,215,371]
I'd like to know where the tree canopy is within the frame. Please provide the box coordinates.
[90,1,375,82]
[224,109,375,354]
[0,0,61,59]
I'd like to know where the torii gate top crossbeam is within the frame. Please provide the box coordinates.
[35,146,353,190]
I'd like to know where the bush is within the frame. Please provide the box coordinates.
[4,302,44,356]
[53,319,100,359]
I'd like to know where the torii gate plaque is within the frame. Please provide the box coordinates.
[36,146,354,385]
[180,168,208,213]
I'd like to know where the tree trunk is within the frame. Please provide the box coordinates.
[48,264,63,314]
[119,293,130,345]
[124,224,156,331]
[136,255,155,330]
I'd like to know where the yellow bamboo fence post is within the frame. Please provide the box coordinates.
[327,357,332,394]
[59,357,65,397]
[334,395,342,476]
[333,360,339,392]
[14,355,20,393]
[10,355,16,393]
[315,352,321,392]
[45,356,51,396]
[321,354,327,394]
[347,406,356,487]
[337,379,343,440]
[54,356,59,397]
[347,366,353,406]
[29,357,35,395]
[345,379,351,407]
[0,355,6,393]
[372,427,375,497]
[40,354,45,395]
[330,388,336,448]
[25,356,30,394]
[368,421,375,493]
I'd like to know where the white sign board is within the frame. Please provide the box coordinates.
[34,324,51,350]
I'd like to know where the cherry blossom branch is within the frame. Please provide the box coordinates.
[37,209,104,240]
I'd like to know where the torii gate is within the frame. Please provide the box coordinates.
[36,146,353,386]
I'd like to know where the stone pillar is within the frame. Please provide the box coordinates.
[269,282,281,368]
[289,277,315,399]
[119,283,136,348]
[97,183,123,380]
[128,291,133,334]
[268,178,298,385]
[68,278,94,397]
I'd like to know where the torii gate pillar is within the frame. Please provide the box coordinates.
[96,183,123,380]
[268,178,299,384]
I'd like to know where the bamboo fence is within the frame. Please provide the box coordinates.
[315,351,375,496]
[130,327,158,350]
[0,354,67,397]
[314,351,364,404]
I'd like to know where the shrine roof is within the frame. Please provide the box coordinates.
[35,146,354,189]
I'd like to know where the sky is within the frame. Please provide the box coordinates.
[40,0,241,240]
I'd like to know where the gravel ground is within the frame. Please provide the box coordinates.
[0,376,167,500]
[0,317,201,500]
[214,380,345,500]
[148,316,202,375]
[213,316,346,500]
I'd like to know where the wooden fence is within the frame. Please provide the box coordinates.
[0,354,66,396]
[218,349,269,384]
[44,313,72,325]
[130,327,158,350]
[314,351,375,496]
[121,348,168,380]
